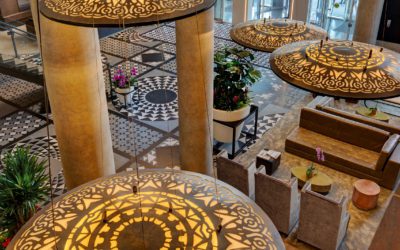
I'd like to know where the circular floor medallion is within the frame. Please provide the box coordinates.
[112,76,179,121]
[145,89,177,104]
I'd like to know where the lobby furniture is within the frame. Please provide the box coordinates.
[297,182,350,250]
[213,105,258,159]
[315,97,400,135]
[286,107,400,190]
[255,166,300,235]
[352,179,381,210]
[355,107,390,122]
[255,149,281,175]
[216,154,256,198]
[290,166,333,194]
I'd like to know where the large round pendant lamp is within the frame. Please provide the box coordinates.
[270,40,400,99]
[40,0,217,26]
[8,169,284,249]
[230,19,327,52]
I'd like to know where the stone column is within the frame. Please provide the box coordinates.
[291,0,309,22]
[29,0,40,46]
[232,0,248,25]
[353,0,385,44]
[176,8,214,175]
[40,16,115,189]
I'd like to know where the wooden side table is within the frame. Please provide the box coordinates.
[291,166,333,194]
[352,179,380,210]
[356,107,390,122]
[256,149,281,175]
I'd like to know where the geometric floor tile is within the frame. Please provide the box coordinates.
[100,38,148,59]
[141,137,179,168]
[0,73,43,108]
[112,76,179,121]
[159,59,177,74]
[242,113,284,139]
[0,111,46,147]
[214,22,234,40]
[109,112,164,156]
[155,43,176,54]
[143,25,176,44]
[131,49,174,67]
[11,135,61,160]
[112,27,153,43]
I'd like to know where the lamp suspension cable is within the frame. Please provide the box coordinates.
[35,0,58,248]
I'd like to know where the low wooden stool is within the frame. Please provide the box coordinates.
[256,149,281,175]
[352,179,380,210]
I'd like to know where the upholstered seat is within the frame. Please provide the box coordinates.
[286,107,400,189]
[297,182,350,250]
[287,127,381,177]
[216,153,256,198]
[254,166,300,234]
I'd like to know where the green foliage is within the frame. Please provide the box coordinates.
[0,147,50,234]
[214,47,262,111]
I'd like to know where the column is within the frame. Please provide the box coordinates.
[40,16,115,189]
[29,0,40,45]
[232,0,248,25]
[291,0,309,22]
[353,0,385,44]
[176,8,214,175]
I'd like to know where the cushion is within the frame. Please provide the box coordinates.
[300,108,390,152]
[376,134,400,171]
[316,105,400,135]
[286,127,381,177]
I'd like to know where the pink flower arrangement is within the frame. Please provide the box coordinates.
[316,147,325,162]
[112,65,138,89]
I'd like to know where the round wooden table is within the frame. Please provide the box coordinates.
[291,166,333,194]
[352,179,380,210]
[356,107,390,122]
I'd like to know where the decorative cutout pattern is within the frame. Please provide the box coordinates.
[270,40,400,99]
[10,170,282,249]
[230,19,327,52]
[40,0,216,26]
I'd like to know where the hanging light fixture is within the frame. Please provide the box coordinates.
[230,18,327,52]
[270,40,400,99]
[8,169,284,249]
[39,0,217,26]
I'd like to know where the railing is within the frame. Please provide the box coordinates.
[0,20,37,58]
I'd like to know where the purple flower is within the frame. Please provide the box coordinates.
[131,67,137,76]
[316,147,325,162]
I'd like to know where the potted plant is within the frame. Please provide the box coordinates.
[0,147,50,235]
[112,65,138,105]
[213,47,261,142]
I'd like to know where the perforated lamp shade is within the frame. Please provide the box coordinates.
[230,19,327,52]
[40,0,216,27]
[8,169,284,249]
[270,40,400,99]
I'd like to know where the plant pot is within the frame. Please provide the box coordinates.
[213,105,251,143]
[115,86,135,106]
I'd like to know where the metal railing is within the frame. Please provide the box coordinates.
[0,20,37,58]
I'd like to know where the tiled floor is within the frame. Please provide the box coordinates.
[0,22,306,196]
[1,21,399,250]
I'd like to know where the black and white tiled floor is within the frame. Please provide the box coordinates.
[0,21,308,198]
[0,111,47,147]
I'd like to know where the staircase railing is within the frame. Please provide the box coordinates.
[0,20,37,58]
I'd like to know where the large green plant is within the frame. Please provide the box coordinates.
[0,147,50,233]
[214,47,261,111]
